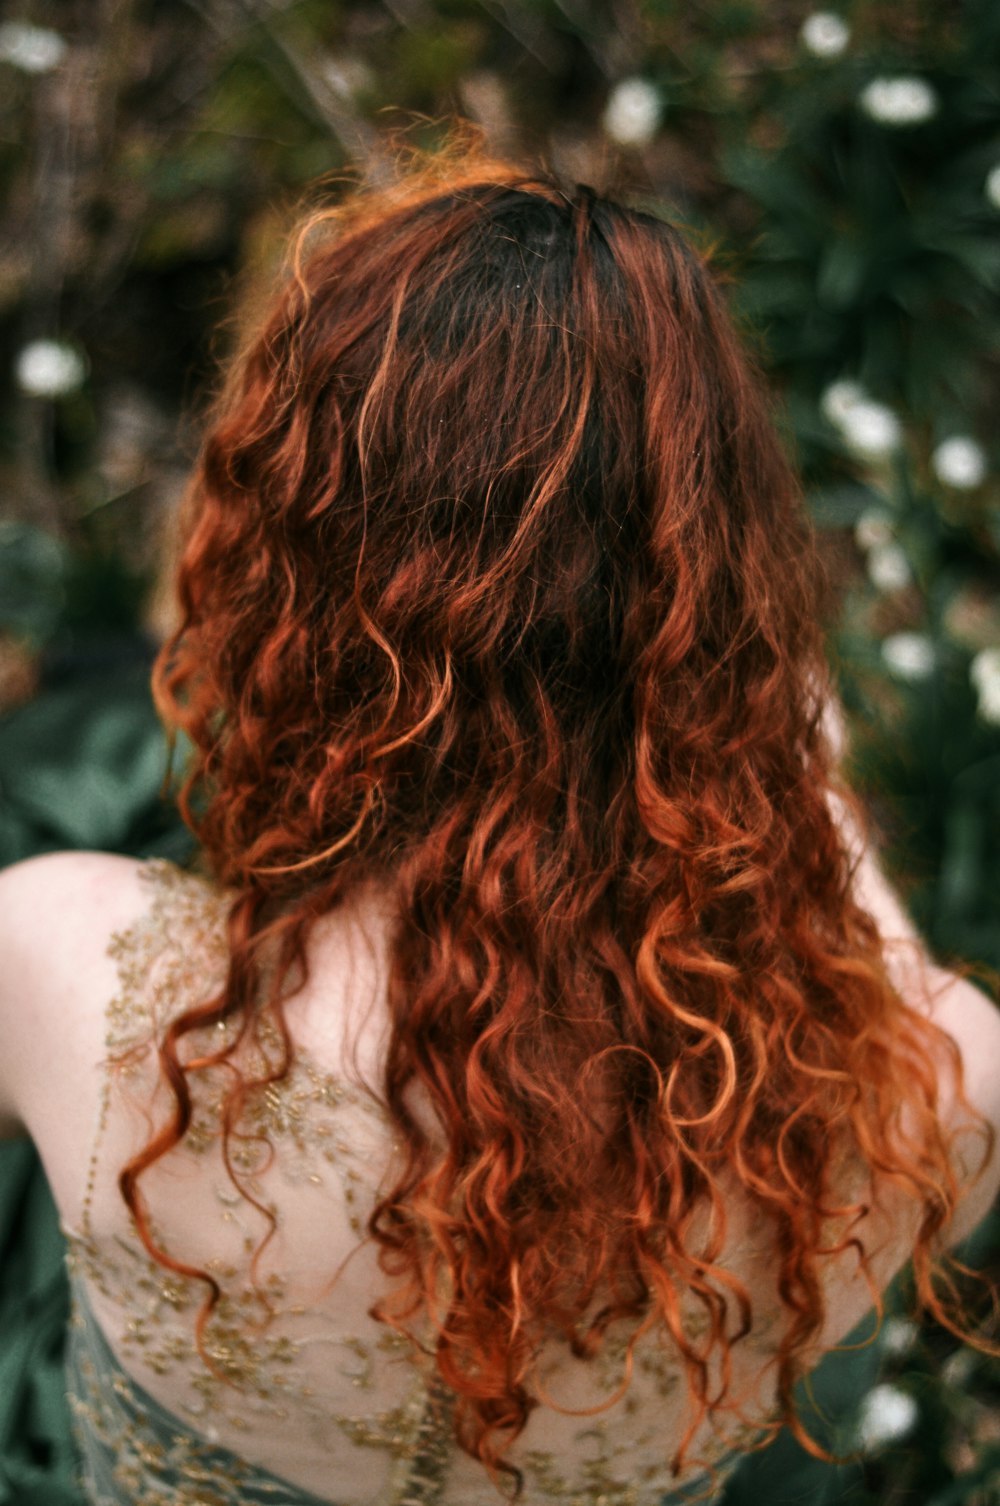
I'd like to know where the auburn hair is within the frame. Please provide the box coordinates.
[136,143,985,1487]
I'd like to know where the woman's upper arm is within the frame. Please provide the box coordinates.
[836,793,1000,1246]
[920,966,1000,1246]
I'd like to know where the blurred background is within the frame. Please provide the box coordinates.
[0,1,999,1501]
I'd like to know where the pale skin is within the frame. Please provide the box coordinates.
[0,799,999,1387]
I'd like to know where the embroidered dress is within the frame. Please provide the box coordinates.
[63,861,772,1506]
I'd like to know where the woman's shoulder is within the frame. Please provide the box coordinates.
[0,849,223,960]
[0,852,227,1184]
[0,850,213,1007]
[0,848,159,944]
[0,849,149,1036]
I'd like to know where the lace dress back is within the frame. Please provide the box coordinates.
[63,861,773,1506]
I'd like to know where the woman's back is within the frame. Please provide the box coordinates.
[25,854,782,1504]
[8,848,998,1505]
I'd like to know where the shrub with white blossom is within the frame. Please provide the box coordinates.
[14,340,86,398]
[857,1384,920,1452]
[820,380,902,458]
[970,647,1000,724]
[931,436,987,490]
[859,76,939,126]
[800,13,850,58]
[881,632,936,680]
[602,78,662,147]
[986,163,1000,211]
[0,21,66,74]
[1,6,999,1498]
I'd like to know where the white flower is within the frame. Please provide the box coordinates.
[867,542,911,592]
[602,78,662,147]
[882,632,936,681]
[854,507,895,553]
[970,647,1000,725]
[15,339,86,397]
[841,400,902,459]
[857,1383,919,1452]
[820,378,866,427]
[821,381,902,459]
[932,436,986,490]
[0,21,67,73]
[985,164,1000,211]
[859,76,939,127]
[800,12,850,58]
[880,1317,920,1357]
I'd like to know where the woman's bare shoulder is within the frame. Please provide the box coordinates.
[0,847,148,890]
[0,851,154,1141]
[0,849,153,971]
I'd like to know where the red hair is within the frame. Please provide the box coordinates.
[134,145,986,1487]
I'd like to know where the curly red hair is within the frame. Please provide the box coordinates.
[132,145,985,1487]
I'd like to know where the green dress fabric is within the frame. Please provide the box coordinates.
[0,1139,83,1506]
[64,1273,350,1506]
[0,1137,884,1506]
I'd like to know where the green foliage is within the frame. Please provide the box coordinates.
[0,524,67,646]
[0,664,191,867]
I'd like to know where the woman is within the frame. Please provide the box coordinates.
[1,150,998,1506]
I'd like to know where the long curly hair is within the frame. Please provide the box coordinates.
[136,145,984,1486]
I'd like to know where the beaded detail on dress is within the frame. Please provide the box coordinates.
[63,860,766,1506]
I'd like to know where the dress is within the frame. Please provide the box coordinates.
[60,861,784,1506]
